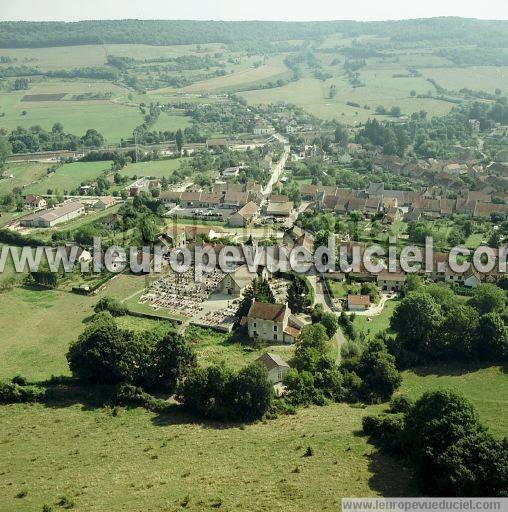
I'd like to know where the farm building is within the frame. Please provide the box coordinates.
[20,201,85,228]
[266,201,293,217]
[94,196,116,210]
[228,201,260,227]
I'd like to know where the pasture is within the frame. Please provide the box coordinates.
[24,161,111,195]
[422,66,508,94]
[0,91,143,143]
[240,74,455,124]
[121,158,186,179]
[0,161,48,195]
[0,400,414,512]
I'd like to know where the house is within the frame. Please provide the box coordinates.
[347,294,371,311]
[100,213,122,229]
[20,201,85,228]
[377,271,406,292]
[463,268,482,288]
[223,190,249,209]
[266,201,293,217]
[255,352,290,384]
[228,201,259,227]
[222,166,241,179]
[24,194,47,209]
[94,196,116,210]
[247,300,297,343]
[253,123,274,136]
[217,264,260,297]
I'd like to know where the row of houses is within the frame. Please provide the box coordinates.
[302,182,508,220]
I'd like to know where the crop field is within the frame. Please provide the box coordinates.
[0,161,49,195]
[24,161,111,195]
[0,43,226,70]
[181,55,291,93]
[422,66,508,93]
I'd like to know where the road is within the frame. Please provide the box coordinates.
[307,274,347,364]
[261,133,290,197]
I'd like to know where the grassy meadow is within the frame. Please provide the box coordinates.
[24,161,112,195]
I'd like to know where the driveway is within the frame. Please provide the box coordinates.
[308,274,347,364]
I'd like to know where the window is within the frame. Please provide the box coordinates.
[273,334,277,341]
[273,325,277,331]
[253,322,257,327]
[253,331,257,337]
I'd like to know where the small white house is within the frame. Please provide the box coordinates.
[255,352,290,384]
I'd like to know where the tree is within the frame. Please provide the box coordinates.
[67,312,136,384]
[175,129,184,153]
[433,431,508,497]
[320,312,338,338]
[405,390,483,467]
[138,215,157,244]
[360,282,380,304]
[402,273,421,296]
[287,274,312,313]
[390,292,443,355]
[438,304,479,360]
[0,136,11,167]
[478,312,507,361]
[231,363,273,421]
[142,331,196,393]
[469,284,506,315]
[354,338,401,402]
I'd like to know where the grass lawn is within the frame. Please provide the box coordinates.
[0,91,142,143]
[151,113,192,132]
[185,325,295,370]
[0,162,49,195]
[0,400,416,512]
[24,161,112,195]
[354,300,398,339]
[121,158,186,179]
[401,364,508,438]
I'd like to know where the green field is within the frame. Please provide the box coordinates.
[354,300,399,339]
[401,364,508,438]
[0,161,49,195]
[0,400,415,512]
[0,90,143,143]
[122,158,186,179]
[151,112,192,132]
[422,66,508,93]
[24,161,111,195]
[240,73,455,124]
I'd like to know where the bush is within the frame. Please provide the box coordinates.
[389,394,413,414]
[0,381,45,403]
[115,383,171,414]
[93,296,128,317]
